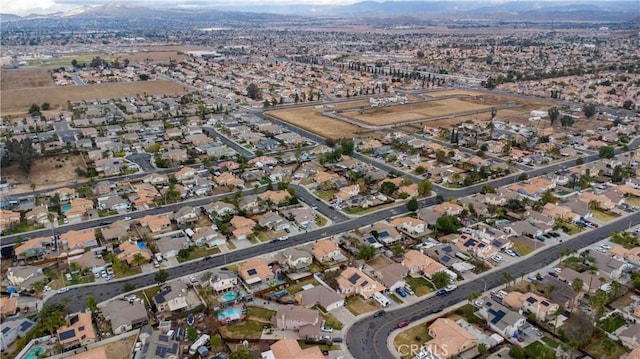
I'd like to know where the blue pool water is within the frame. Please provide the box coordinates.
[25,346,45,359]
[62,205,71,212]
[217,307,246,320]
[221,292,238,302]
[137,241,147,250]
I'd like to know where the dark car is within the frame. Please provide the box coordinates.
[435,289,448,296]
[332,337,343,343]
[548,271,559,278]
[373,310,385,318]
[322,350,329,356]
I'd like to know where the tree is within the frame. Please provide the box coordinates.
[576,157,585,165]
[6,138,38,175]
[563,310,595,349]
[477,343,488,356]
[406,198,419,212]
[432,272,450,289]
[588,290,609,323]
[28,103,41,117]
[246,83,261,100]
[123,283,135,293]
[155,269,169,284]
[623,100,634,110]
[132,253,147,267]
[86,295,97,312]
[416,50,425,58]
[571,278,584,311]
[187,326,198,341]
[599,145,615,159]
[41,102,50,111]
[509,345,525,359]
[467,291,481,303]
[229,348,254,359]
[418,180,432,196]
[434,215,460,234]
[502,272,514,288]
[357,244,376,261]
[340,139,355,156]
[379,181,398,196]
[583,103,597,118]
[548,106,560,126]
[210,334,223,349]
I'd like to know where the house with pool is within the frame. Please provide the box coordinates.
[239,258,275,287]
[208,269,239,294]
[216,305,247,324]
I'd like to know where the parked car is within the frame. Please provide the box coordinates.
[57,287,69,294]
[444,284,457,292]
[404,286,414,296]
[395,287,408,298]
[435,289,448,296]
[398,320,410,328]
[373,310,385,318]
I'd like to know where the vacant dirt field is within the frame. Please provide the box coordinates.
[426,89,487,98]
[346,97,497,125]
[1,80,188,115]
[267,108,359,139]
[118,45,208,63]
[1,67,54,90]
[2,154,86,190]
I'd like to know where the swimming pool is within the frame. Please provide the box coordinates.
[24,346,45,359]
[217,307,246,321]
[221,291,239,302]
[62,205,71,212]
[137,241,147,250]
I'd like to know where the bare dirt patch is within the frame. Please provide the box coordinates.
[100,335,137,359]
[267,108,359,140]
[116,45,211,63]
[1,81,188,115]
[3,154,86,191]
[1,67,54,90]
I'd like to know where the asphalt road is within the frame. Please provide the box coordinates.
[346,210,640,359]
[53,121,79,145]
[291,184,350,223]
[202,126,255,158]
[126,153,155,172]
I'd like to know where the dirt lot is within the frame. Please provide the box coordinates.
[118,45,208,63]
[1,80,188,115]
[1,67,54,90]
[99,335,137,359]
[426,89,488,98]
[346,97,498,125]
[2,154,86,190]
[267,107,359,140]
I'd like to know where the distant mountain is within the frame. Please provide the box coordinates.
[0,13,22,21]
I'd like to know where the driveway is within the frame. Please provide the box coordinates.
[126,153,155,172]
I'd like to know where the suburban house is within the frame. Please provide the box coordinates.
[401,250,446,278]
[172,206,199,226]
[14,237,49,260]
[278,248,312,271]
[59,229,98,252]
[48,187,77,202]
[137,214,171,233]
[239,258,274,285]
[296,286,345,312]
[312,239,344,264]
[230,215,256,241]
[0,318,35,351]
[24,205,53,225]
[619,323,640,350]
[153,282,191,313]
[503,292,559,322]
[192,226,226,247]
[56,312,96,350]
[390,217,428,236]
[336,267,384,299]
[101,220,130,242]
[136,326,180,359]
[102,301,148,335]
[208,269,238,294]
[116,240,152,265]
[423,318,479,358]
[6,266,45,289]
[259,190,291,206]
[203,201,236,217]
[375,263,407,292]
[478,298,527,341]
[0,297,17,319]
[559,267,602,294]
[260,338,324,359]
[372,222,402,245]
[540,276,584,310]
[589,250,628,280]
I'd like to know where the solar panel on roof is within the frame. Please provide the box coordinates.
[478,243,485,248]
[367,237,377,244]
[247,269,257,276]
[156,346,167,358]
[159,334,169,342]
[20,321,33,332]
[348,273,361,284]
[78,326,85,331]
[59,329,76,341]
[69,315,79,325]
[492,240,502,247]
[526,297,538,304]
[361,280,369,287]
[463,240,476,247]
[169,343,179,354]
[491,310,506,325]
[379,231,389,237]
[486,302,493,307]
[442,255,451,263]
[1,327,10,334]
[541,301,550,307]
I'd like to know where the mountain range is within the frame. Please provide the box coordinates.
[1,1,638,23]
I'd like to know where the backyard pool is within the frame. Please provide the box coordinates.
[62,205,71,212]
[217,307,246,321]
[221,291,239,302]
[137,241,147,250]
[24,346,45,359]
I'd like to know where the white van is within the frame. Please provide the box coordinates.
[373,292,391,307]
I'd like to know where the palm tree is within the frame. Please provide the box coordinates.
[552,307,564,334]
[86,295,98,312]
[589,290,609,324]
[502,272,514,289]
[467,291,481,304]
[571,278,584,311]
[132,253,147,267]
[588,200,600,211]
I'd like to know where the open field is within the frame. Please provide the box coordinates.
[2,154,86,189]
[345,97,498,126]
[1,67,54,90]
[267,108,359,139]
[1,80,188,114]
[25,54,113,68]
[427,89,489,97]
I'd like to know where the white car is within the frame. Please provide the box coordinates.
[600,244,611,250]
[444,284,457,292]
[57,287,69,294]
[124,216,132,221]
[553,267,562,274]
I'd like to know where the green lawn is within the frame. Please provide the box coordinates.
[246,306,275,322]
[315,215,328,227]
[524,341,555,358]
[69,273,95,286]
[4,222,45,235]
[406,276,434,297]
[593,210,618,223]
[513,241,534,256]
[626,197,640,207]
[315,190,337,201]
[600,314,627,333]
[388,293,403,303]
[298,340,337,352]
[321,312,344,330]
[221,320,264,339]
[343,202,396,215]
[541,337,560,349]
[286,279,320,295]
[584,337,628,359]
[455,304,484,325]
[308,262,325,273]
[113,265,142,278]
[177,246,221,263]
